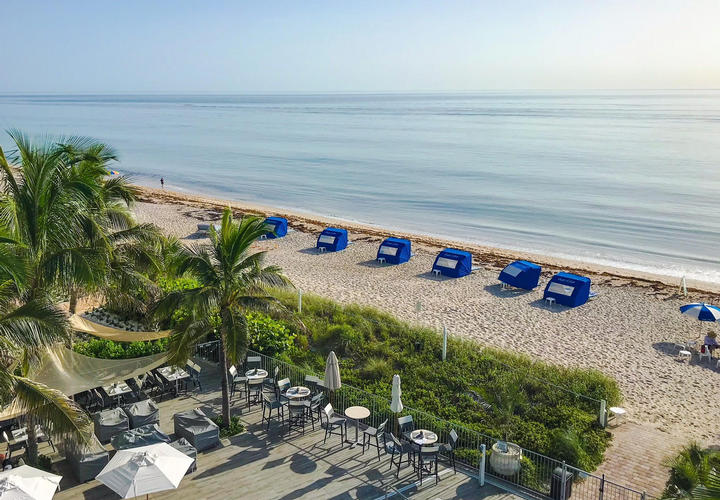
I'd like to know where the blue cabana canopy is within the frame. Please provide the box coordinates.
[432,248,472,278]
[543,272,591,307]
[264,217,288,238]
[377,237,412,265]
[317,227,348,252]
[499,260,541,290]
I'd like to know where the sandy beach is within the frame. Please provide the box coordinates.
[134,185,720,490]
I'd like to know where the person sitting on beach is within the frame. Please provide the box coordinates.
[704,331,719,353]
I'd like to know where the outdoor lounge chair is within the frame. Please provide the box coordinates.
[321,403,346,446]
[173,408,220,451]
[263,365,280,391]
[362,418,387,461]
[288,400,308,434]
[110,423,171,450]
[246,378,264,408]
[122,398,160,429]
[92,407,129,444]
[170,438,197,473]
[63,435,109,483]
[246,355,262,371]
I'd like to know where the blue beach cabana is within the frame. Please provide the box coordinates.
[264,217,288,238]
[377,237,412,265]
[498,260,541,290]
[317,227,348,252]
[543,272,592,307]
[432,248,472,278]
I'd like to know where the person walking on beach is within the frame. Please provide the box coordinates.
[160,177,164,189]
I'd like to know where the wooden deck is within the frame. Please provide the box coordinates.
[51,361,521,499]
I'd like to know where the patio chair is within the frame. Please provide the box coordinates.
[37,424,56,453]
[304,374,320,394]
[439,429,458,473]
[263,365,279,392]
[388,432,415,478]
[276,378,291,402]
[246,355,262,371]
[246,378,264,408]
[362,418,387,461]
[262,394,285,432]
[228,365,247,399]
[321,403,346,446]
[397,415,415,440]
[95,387,114,409]
[3,431,25,459]
[305,393,325,429]
[417,445,440,485]
[186,361,203,391]
[287,400,308,435]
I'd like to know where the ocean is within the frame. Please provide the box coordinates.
[0,91,719,283]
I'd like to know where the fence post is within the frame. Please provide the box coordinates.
[479,443,486,486]
[599,473,605,500]
[641,491,646,500]
[560,461,567,500]
[599,399,607,427]
[442,325,447,361]
[298,289,302,313]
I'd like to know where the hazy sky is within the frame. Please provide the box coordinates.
[1,0,718,92]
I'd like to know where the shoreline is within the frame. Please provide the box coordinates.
[134,185,720,297]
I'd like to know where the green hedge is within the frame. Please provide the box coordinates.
[271,290,621,471]
[73,338,169,359]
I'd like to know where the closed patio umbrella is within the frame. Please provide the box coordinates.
[323,351,341,392]
[390,374,403,414]
[96,443,193,499]
[0,465,62,500]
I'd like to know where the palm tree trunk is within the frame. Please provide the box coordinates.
[68,288,78,315]
[25,415,39,465]
[218,339,231,429]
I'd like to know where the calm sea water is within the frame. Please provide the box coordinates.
[1,92,719,283]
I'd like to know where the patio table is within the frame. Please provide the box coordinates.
[245,368,268,380]
[344,406,370,448]
[410,429,438,446]
[284,386,311,400]
[103,382,132,405]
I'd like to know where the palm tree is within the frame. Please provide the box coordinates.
[664,442,720,499]
[0,243,92,464]
[152,208,292,427]
[0,130,151,461]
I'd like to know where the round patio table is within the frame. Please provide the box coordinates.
[285,386,311,399]
[245,368,268,380]
[344,406,370,448]
[410,429,438,446]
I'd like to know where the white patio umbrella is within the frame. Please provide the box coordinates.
[0,465,62,500]
[96,443,193,499]
[324,351,341,392]
[390,374,403,414]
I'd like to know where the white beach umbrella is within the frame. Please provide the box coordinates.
[0,465,62,500]
[323,351,341,392]
[96,443,193,499]
[390,374,403,414]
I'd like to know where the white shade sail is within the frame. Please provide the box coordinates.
[96,443,193,499]
[323,351,341,392]
[69,315,171,342]
[29,345,167,396]
[0,465,62,500]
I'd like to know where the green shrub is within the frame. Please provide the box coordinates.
[246,312,295,357]
[73,338,169,359]
[663,442,720,498]
[265,289,620,471]
[211,415,245,438]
